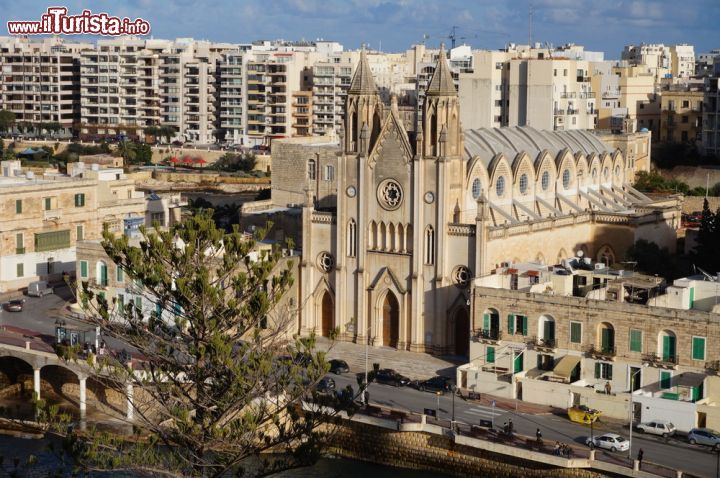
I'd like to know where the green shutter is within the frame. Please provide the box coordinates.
[34,230,70,252]
[116,266,124,282]
[76,225,83,241]
[692,337,706,361]
[544,321,555,342]
[44,197,51,210]
[507,314,514,334]
[16,263,23,278]
[15,199,22,214]
[80,261,88,278]
[601,328,614,352]
[570,322,581,343]
[522,316,528,336]
[660,371,671,389]
[513,353,523,373]
[117,293,124,307]
[662,335,677,361]
[594,362,601,379]
[74,193,85,207]
[134,297,142,310]
[483,313,490,331]
[629,329,642,352]
[100,264,108,286]
[487,346,495,363]
[689,287,695,308]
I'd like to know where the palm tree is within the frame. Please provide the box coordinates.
[116,140,136,171]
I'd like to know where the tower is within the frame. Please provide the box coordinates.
[422,45,461,158]
[345,48,383,155]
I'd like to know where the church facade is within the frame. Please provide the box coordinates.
[269,49,681,356]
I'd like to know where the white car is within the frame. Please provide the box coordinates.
[586,433,630,452]
[637,420,676,438]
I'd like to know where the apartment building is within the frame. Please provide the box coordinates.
[217,50,246,144]
[591,61,626,130]
[614,65,660,136]
[697,49,720,78]
[659,86,703,143]
[703,75,720,157]
[622,44,671,81]
[460,260,720,432]
[670,44,696,80]
[0,36,91,136]
[291,91,312,136]
[311,54,354,135]
[460,45,595,131]
[79,38,161,141]
[0,160,146,292]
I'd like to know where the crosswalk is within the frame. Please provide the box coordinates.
[462,405,504,420]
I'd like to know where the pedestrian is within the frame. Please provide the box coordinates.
[508,418,514,434]
[554,441,561,456]
[502,421,508,434]
[605,381,612,395]
[566,445,573,458]
[536,428,542,442]
[637,448,644,469]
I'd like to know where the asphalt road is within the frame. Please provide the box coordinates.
[329,373,718,478]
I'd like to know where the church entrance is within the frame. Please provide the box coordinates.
[454,308,470,356]
[321,291,333,337]
[382,292,399,348]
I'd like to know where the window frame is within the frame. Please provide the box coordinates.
[692,336,706,361]
[80,260,88,278]
[570,321,582,344]
[629,329,642,353]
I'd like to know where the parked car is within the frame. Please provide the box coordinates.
[328,359,349,375]
[415,376,453,394]
[373,368,410,387]
[586,433,630,452]
[27,280,54,297]
[688,428,720,449]
[637,420,676,438]
[4,299,25,312]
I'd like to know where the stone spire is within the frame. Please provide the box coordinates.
[348,47,378,95]
[426,44,457,97]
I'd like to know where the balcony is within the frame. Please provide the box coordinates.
[642,352,679,370]
[43,209,62,221]
[472,328,502,345]
[585,344,616,361]
[554,109,565,116]
[527,336,557,352]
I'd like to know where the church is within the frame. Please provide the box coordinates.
[264,48,681,356]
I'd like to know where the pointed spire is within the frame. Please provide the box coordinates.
[349,46,378,95]
[426,44,457,97]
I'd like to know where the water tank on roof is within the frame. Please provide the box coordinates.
[25,171,34,180]
[640,128,649,133]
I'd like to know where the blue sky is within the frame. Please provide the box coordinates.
[1,0,719,57]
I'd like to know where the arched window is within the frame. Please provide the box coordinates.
[347,219,356,257]
[519,174,528,194]
[541,171,550,191]
[592,168,597,179]
[307,159,316,180]
[614,165,620,177]
[324,164,334,181]
[603,167,609,180]
[472,178,481,199]
[562,169,571,189]
[424,226,435,265]
[496,176,505,197]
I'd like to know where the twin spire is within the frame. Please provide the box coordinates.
[348,44,457,97]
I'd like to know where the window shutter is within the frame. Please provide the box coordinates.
[80,261,88,278]
[507,314,514,334]
[15,199,22,214]
[522,316,528,336]
[487,346,495,363]
[483,313,490,331]
[607,364,613,380]
[570,322,581,343]
[630,329,642,352]
[594,362,601,379]
[692,337,705,361]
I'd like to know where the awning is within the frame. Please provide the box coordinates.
[553,355,581,378]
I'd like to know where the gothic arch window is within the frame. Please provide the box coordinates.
[424,226,435,265]
[405,223,413,253]
[430,112,437,156]
[562,169,571,189]
[519,174,529,195]
[307,159,316,180]
[368,221,377,250]
[541,171,550,191]
[496,176,506,197]
[471,178,481,199]
[388,223,396,252]
[347,219,357,257]
[397,223,405,253]
[379,222,387,251]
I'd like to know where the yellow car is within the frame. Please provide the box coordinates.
[568,405,601,424]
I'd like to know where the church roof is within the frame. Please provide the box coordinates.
[463,126,615,167]
[426,46,457,97]
[348,48,378,95]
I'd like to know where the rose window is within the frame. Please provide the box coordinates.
[317,252,334,273]
[453,266,471,287]
[377,179,403,210]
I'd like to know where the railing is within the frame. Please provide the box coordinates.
[642,352,678,368]
[585,344,616,359]
[527,336,556,350]
[472,329,502,343]
[43,209,62,221]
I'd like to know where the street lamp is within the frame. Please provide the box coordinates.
[363,325,371,406]
[451,384,457,430]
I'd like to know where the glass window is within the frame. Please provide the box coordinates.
[595,362,612,380]
[562,169,571,189]
[519,174,528,194]
[472,178,481,199]
[76,225,84,242]
[324,165,334,181]
[692,337,706,361]
[43,197,52,210]
[16,263,23,278]
[495,176,505,197]
[570,321,582,343]
[592,168,597,179]
[629,329,642,352]
[15,199,22,214]
[74,193,85,207]
[603,167,609,179]
[116,266,124,282]
[541,171,550,191]
[307,159,316,180]
[80,260,88,278]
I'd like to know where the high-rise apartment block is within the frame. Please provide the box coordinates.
[622,43,695,82]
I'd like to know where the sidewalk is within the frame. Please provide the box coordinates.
[315,337,462,381]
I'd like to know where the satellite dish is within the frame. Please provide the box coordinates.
[576,250,584,257]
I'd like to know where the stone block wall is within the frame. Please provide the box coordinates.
[328,421,606,478]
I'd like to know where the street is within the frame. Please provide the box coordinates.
[329,373,718,478]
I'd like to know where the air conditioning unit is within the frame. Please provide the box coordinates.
[594,263,606,270]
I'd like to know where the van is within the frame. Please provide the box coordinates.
[28,280,53,297]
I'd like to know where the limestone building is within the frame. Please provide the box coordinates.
[659,86,704,144]
[266,49,680,356]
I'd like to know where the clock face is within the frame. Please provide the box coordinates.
[424,191,435,204]
[346,186,357,198]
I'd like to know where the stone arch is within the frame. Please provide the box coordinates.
[596,244,616,265]
[379,290,400,348]
[534,151,557,196]
[538,314,556,345]
[600,153,613,185]
[453,307,470,356]
[575,153,589,189]
[658,329,677,362]
[555,150,577,192]
[388,223,396,252]
[488,154,512,202]
[379,222,387,251]
[40,364,80,406]
[320,290,334,337]
[405,223,413,253]
[479,307,501,338]
[597,322,615,352]
[512,152,535,198]
[556,248,568,264]
[535,252,546,264]
[0,356,33,391]
[368,220,377,250]
[612,151,625,186]
[588,153,602,187]
[465,156,491,215]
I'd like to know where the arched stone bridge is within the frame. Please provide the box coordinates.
[0,327,134,420]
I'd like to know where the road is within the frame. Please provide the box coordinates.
[329,373,717,478]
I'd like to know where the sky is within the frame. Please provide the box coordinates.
[1,0,719,58]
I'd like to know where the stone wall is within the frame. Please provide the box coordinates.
[328,420,607,478]
[681,196,720,214]
[152,171,270,186]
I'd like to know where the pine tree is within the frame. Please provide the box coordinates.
[694,199,719,273]
[52,211,349,477]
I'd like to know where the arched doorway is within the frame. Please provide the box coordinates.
[454,308,470,356]
[382,292,399,348]
[321,291,333,337]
